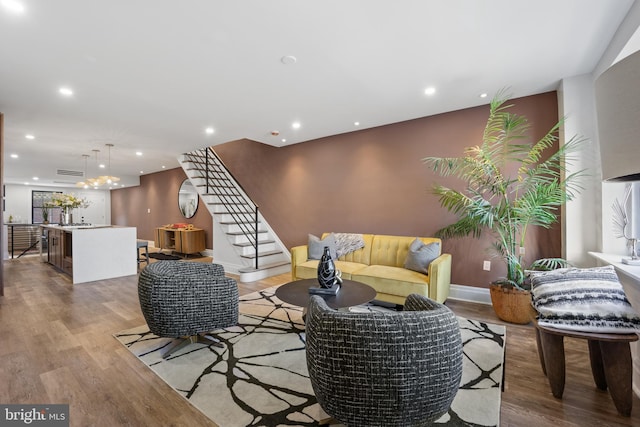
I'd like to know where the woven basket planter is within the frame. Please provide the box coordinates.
[489,284,536,324]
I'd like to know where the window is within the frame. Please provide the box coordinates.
[32,191,61,224]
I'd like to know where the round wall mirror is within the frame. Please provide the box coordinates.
[178,179,198,219]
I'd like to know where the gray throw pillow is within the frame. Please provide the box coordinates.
[404,239,440,274]
[308,234,337,260]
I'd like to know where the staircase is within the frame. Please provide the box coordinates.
[179,147,290,282]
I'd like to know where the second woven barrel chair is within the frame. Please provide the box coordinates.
[305,293,463,426]
[138,261,239,358]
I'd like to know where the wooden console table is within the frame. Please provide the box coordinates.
[154,227,205,256]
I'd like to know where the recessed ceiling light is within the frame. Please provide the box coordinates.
[136,151,143,156]
[1,0,25,14]
[139,170,144,174]
[281,138,287,143]
[162,165,166,169]
[59,87,74,96]
[354,122,360,126]
[424,87,436,96]
[25,134,35,140]
[10,153,18,158]
[32,176,38,181]
[23,182,29,185]
[281,55,297,65]
[479,93,488,98]
[205,127,214,135]
[292,122,301,129]
[99,163,105,169]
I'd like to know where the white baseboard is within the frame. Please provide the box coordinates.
[201,249,214,257]
[213,260,246,276]
[448,284,492,305]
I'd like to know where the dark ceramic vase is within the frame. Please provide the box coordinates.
[317,246,336,288]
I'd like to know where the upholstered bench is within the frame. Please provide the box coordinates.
[529,265,640,417]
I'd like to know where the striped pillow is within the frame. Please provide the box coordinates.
[530,265,640,333]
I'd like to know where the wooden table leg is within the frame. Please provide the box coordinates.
[600,341,633,417]
[535,328,547,376]
[588,339,607,390]
[539,329,566,398]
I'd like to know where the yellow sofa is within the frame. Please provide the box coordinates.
[290,234,452,304]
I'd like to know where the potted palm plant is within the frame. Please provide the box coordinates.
[424,92,585,324]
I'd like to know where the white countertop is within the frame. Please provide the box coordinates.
[41,224,115,231]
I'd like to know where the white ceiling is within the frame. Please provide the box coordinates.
[0,0,636,188]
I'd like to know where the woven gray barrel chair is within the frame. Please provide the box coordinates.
[305,293,463,426]
[138,261,239,358]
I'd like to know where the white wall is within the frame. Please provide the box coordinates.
[559,3,640,262]
[559,75,637,261]
[558,75,602,267]
[4,184,111,225]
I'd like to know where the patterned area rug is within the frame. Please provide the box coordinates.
[115,287,505,427]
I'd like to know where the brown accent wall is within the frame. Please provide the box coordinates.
[214,92,561,288]
[110,167,213,248]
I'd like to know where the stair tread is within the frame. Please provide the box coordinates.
[195,181,233,186]
[193,181,234,186]
[241,249,284,259]
[226,230,268,236]
[204,191,242,197]
[239,261,291,273]
[206,200,248,204]
[233,240,275,247]
[219,221,261,225]
[207,202,248,205]
[212,211,255,215]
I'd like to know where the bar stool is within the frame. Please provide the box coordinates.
[137,239,149,266]
[534,319,638,416]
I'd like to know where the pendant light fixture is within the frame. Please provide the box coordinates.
[86,149,101,188]
[78,144,121,188]
[75,154,91,188]
[96,143,120,186]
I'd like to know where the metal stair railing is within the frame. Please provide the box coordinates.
[183,147,261,269]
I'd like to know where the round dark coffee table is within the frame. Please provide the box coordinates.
[275,278,376,309]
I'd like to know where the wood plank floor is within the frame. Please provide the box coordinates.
[1,255,639,426]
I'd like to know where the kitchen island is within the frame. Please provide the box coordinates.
[41,225,137,284]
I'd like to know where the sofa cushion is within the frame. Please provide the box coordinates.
[308,233,337,259]
[352,265,429,298]
[404,239,440,274]
[295,260,367,281]
[369,235,441,268]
